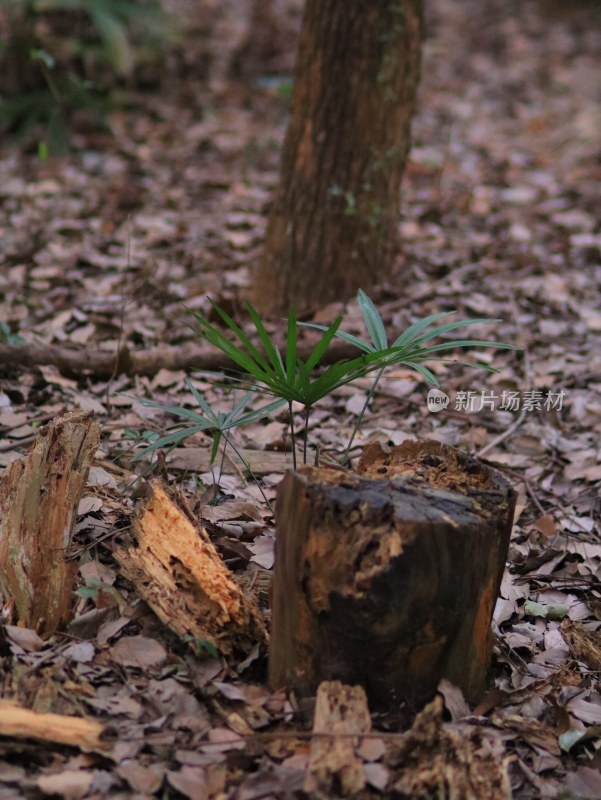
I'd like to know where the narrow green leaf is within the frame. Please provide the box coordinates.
[357,290,388,349]
[286,308,297,384]
[407,318,501,346]
[456,361,499,373]
[134,397,215,427]
[410,339,522,356]
[209,431,222,464]
[186,380,220,421]
[393,311,455,347]
[223,391,256,423]
[402,361,439,385]
[209,301,269,368]
[234,397,287,426]
[247,303,286,377]
[305,316,343,372]
[301,322,375,353]
[132,424,207,461]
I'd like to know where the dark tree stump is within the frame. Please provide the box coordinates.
[269,440,516,709]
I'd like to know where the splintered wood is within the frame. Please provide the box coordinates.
[389,696,511,800]
[115,481,266,656]
[304,681,371,799]
[0,701,110,755]
[0,411,100,634]
[269,439,517,708]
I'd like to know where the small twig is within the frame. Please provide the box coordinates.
[476,406,528,458]
[222,433,274,514]
[105,217,131,411]
[476,348,531,458]
[342,367,384,464]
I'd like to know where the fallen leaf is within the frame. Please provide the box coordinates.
[37,770,93,799]
[167,766,207,800]
[111,636,167,668]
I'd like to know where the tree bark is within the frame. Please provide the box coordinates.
[269,440,516,709]
[252,0,423,314]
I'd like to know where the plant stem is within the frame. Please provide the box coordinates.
[303,406,311,464]
[222,434,274,514]
[216,433,228,489]
[342,367,384,464]
[288,400,297,470]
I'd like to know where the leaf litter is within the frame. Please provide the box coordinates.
[0,0,600,797]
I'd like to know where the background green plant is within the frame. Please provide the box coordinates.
[0,0,172,153]
[131,382,285,507]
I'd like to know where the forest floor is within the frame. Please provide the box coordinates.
[1,0,601,797]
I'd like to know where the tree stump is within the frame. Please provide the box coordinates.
[0,411,100,634]
[269,440,516,709]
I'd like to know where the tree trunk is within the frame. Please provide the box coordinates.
[252,0,423,315]
[269,440,516,710]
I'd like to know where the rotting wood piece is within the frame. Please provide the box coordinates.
[304,681,371,798]
[115,481,266,656]
[389,695,512,799]
[269,440,516,709]
[0,411,100,634]
[0,700,111,754]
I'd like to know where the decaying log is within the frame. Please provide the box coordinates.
[115,480,266,656]
[0,411,100,634]
[0,338,357,379]
[0,700,111,754]
[269,440,516,708]
[304,681,371,798]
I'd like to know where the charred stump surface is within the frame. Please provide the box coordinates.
[269,440,516,709]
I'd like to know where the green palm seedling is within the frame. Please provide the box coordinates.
[189,301,403,468]
[303,289,522,461]
[131,381,285,504]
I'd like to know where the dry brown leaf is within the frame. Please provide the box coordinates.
[111,635,167,669]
